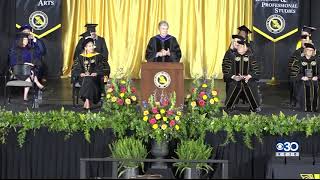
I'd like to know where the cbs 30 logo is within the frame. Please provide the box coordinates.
[276,142,299,152]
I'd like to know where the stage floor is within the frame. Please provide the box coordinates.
[0,78,317,118]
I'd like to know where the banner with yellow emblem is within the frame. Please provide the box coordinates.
[15,0,61,39]
[253,0,300,43]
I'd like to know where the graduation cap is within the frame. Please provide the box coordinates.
[304,43,315,50]
[80,31,92,39]
[232,35,245,42]
[85,23,98,32]
[82,37,95,49]
[302,26,317,34]
[238,25,252,34]
[19,24,32,32]
[301,35,309,40]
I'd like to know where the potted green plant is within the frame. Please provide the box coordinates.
[174,140,213,179]
[109,137,148,179]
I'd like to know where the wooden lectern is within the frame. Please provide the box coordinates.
[141,62,184,107]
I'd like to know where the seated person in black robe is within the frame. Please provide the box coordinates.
[71,37,105,110]
[291,43,320,112]
[288,30,315,107]
[145,21,182,62]
[74,24,110,95]
[9,32,45,102]
[223,39,261,112]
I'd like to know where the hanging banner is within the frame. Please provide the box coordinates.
[15,0,61,39]
[253,0,300,42]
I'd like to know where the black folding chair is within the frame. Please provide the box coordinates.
[4,64,37,107]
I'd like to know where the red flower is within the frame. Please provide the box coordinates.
[167,110,174,116]
[161,100,169,107]
[149,118,157,125]
[199,92,206,97]
[192,88,195,92]
[131,87,137,93]
[152,107,159,114]
[198,100,206,107]
[120,87,127,93]
[117,99,124,105]
[169,120,176,127]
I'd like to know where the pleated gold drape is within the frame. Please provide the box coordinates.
[62,0,252,79]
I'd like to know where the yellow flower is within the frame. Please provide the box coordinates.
[175,125,180,130]
[191,101,197,108]
[131,96,137,101]
[163,117,168,122]
[143,116,148,121]
[107,88,113,93]
[125,98,131,105]
[155,114,162,120]
[175,116,180,121]
[212,90,218,96]
[209,99,215,104]
[111,96,117,102]
[120,93,125,98]
[177,111,182,116]
[106,94,111,99]
[120,80,126,84]
[160,109,166,114]
[155,102,161,106]
[186,94,191,99]
[143,111,149,116]
[203,95,208,100]
[202,84,208,88]
[152,124,159,129]
[214,97,219,102]
[161,124,167,130]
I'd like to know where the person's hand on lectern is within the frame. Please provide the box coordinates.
[91,73,97,77]
[156,51,164,57]
[164,49,170,56]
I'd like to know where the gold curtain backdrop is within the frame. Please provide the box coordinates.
[62,0,252,79]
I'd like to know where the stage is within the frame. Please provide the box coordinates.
[0,78,317,118]
[1,78,320,179]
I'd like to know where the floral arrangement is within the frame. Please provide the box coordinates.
[133,92,182,143]
[103,78,140,138]
[185,76,221,118]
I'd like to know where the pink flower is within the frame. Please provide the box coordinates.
[161,99,169,107]
[198,100,206,107]
[131,87,137,93]
[120,87,127,93]
[199,92,206,97]
[149,118,157,125]
[167,110,174,116]
[117,99,124,105]
[169,120,176,127]
[152,107,159,114]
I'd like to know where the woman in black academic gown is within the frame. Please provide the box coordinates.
[291,43,320,112]
[72,37,105,110]
[145,21,182,62]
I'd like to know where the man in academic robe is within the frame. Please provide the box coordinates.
[288,26,316,107]
[291,43,320,112]
[223,39,261,112]
[145,21,182,62]
[74,24,109,60]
